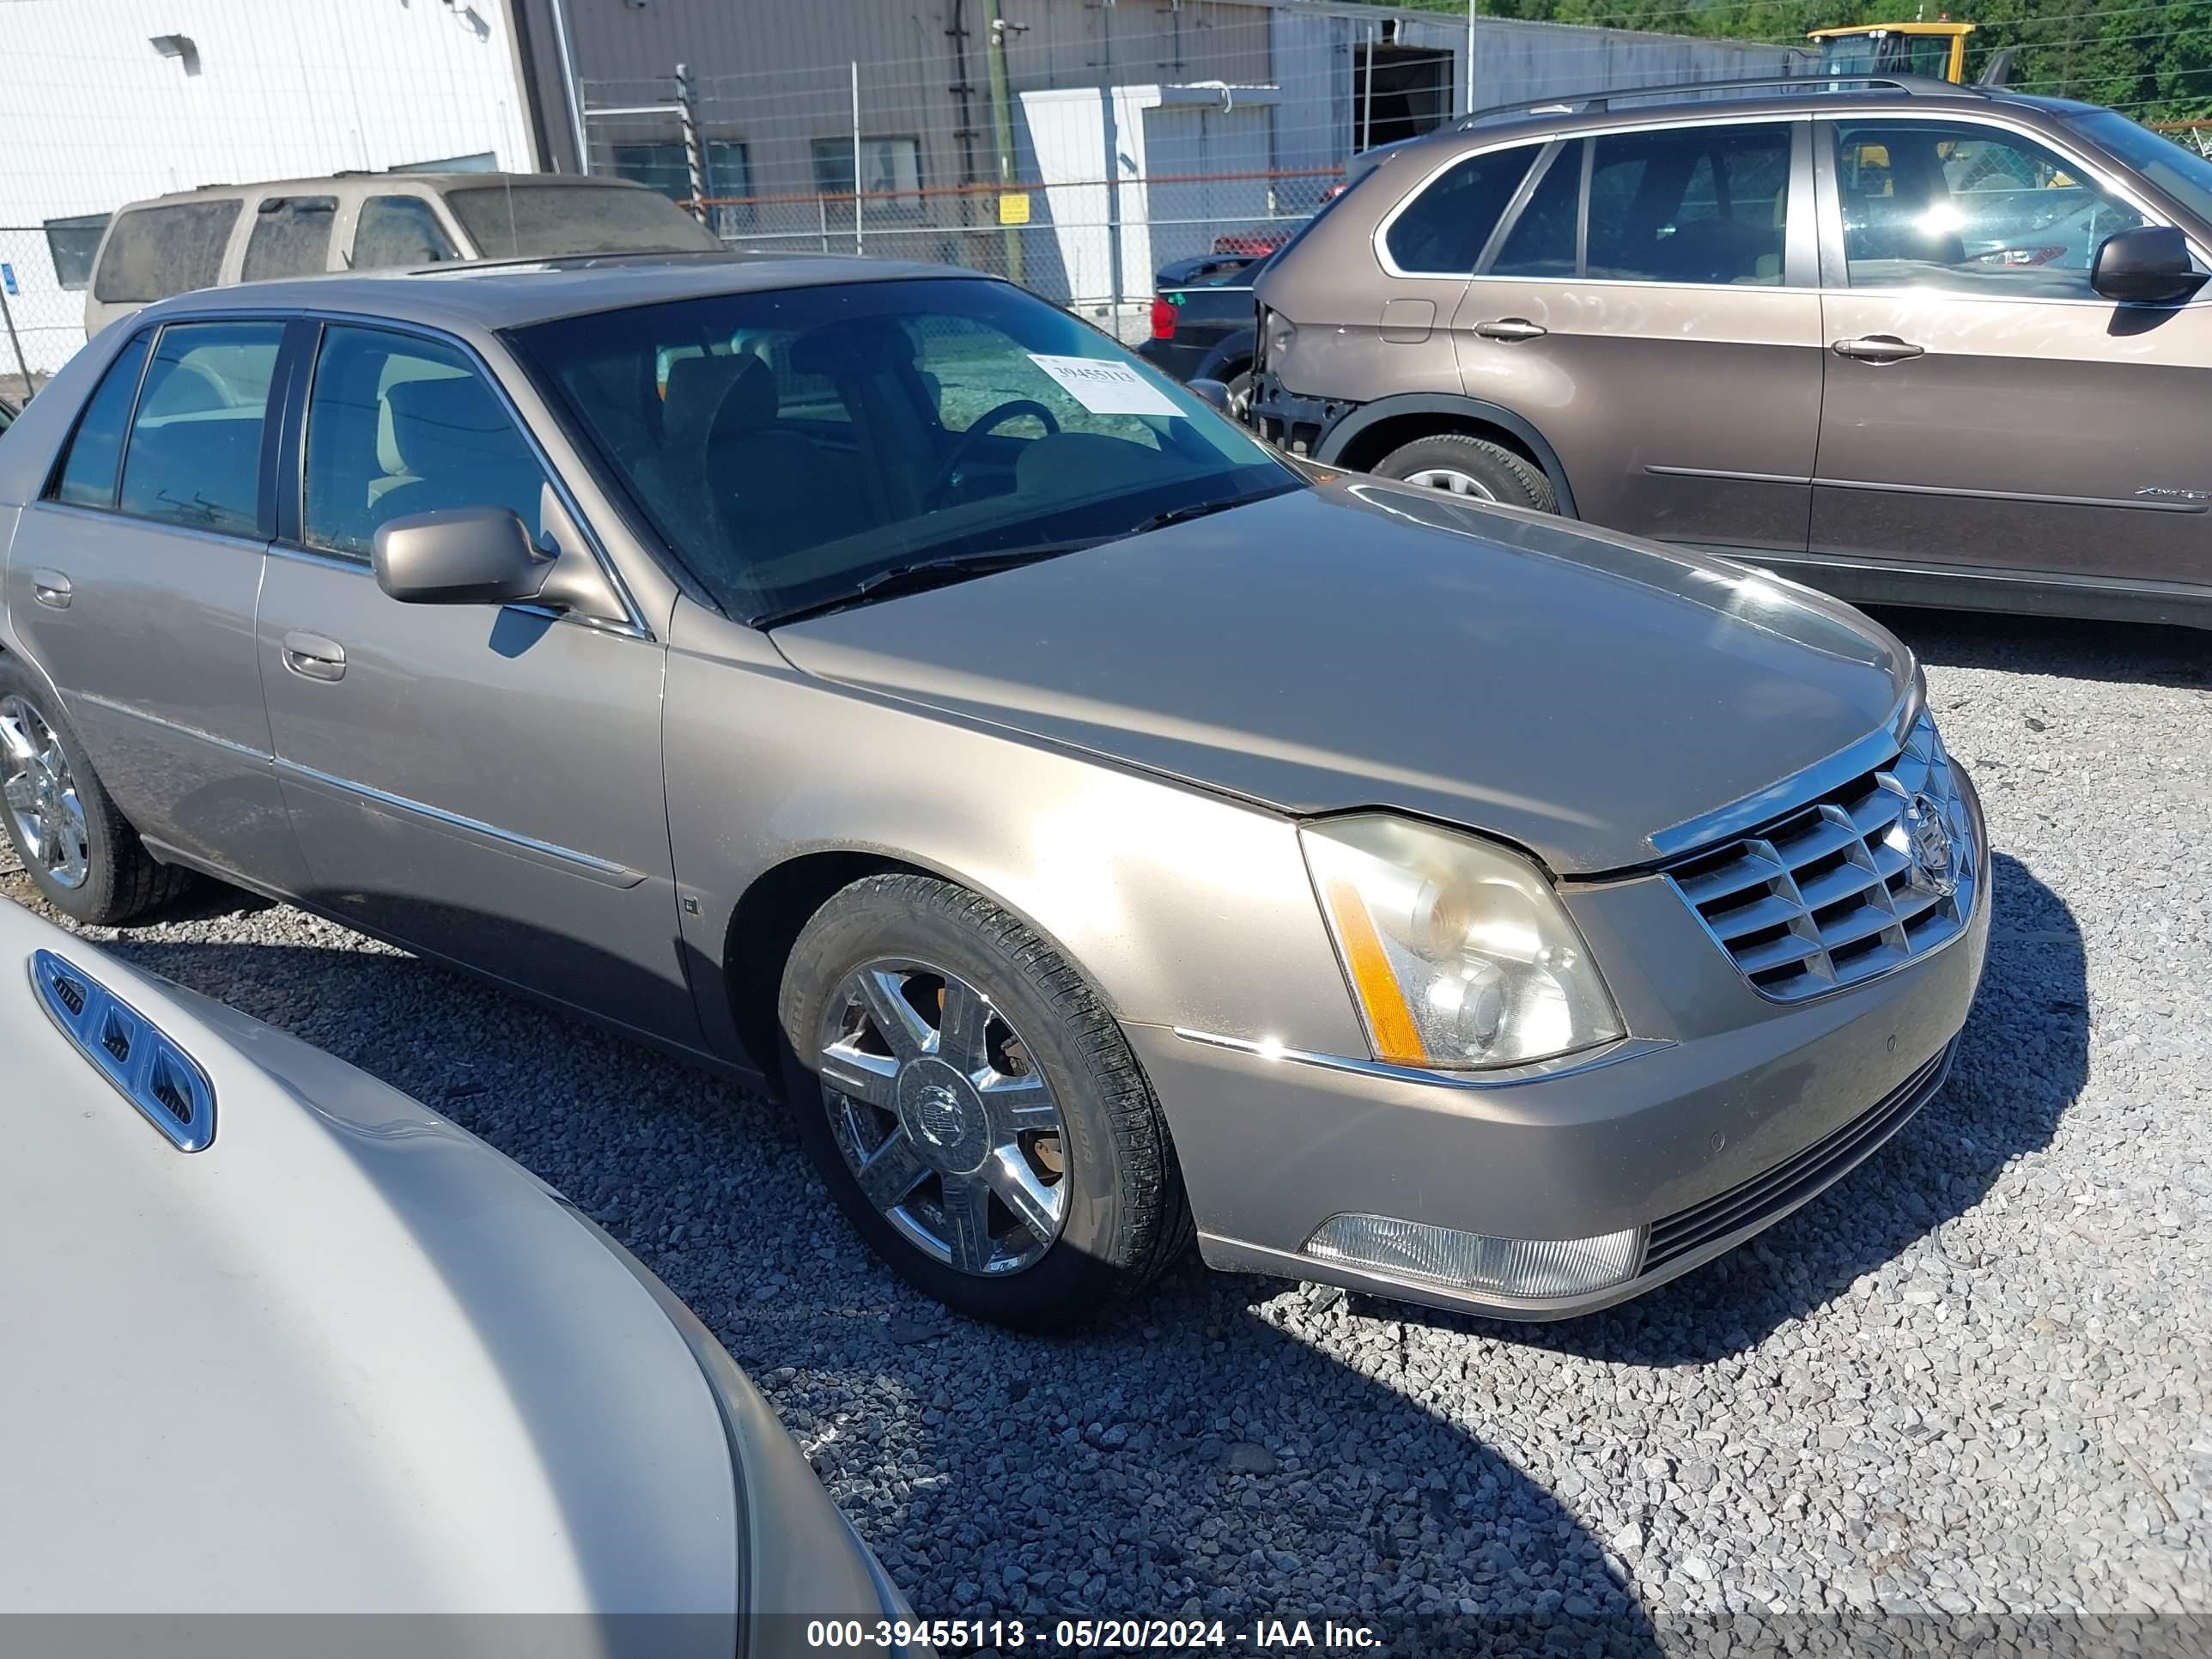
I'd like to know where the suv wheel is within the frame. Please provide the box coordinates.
[778,872,1192,1331]
[1374,434,1558,513]
[0,661,191,925]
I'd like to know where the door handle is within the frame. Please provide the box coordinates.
[281,631,347,683]
[29,568,71,609]
[1831,334,1925,362]
[1474,317,1548,342]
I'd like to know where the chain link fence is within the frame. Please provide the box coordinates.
[577,18,1804,339]
[0,225,91,399]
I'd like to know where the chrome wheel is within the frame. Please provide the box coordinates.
[1401,467,1498,500]
[0,696,90,891]
[815,958,1068,1276]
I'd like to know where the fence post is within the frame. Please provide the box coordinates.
[546,0,591,172]
[0,283,30,404]
[675,63,708,227]
[1466,0,1478,114]
[851,62,865,256]
[1361,22,1376,153]
[986,1,1025,285]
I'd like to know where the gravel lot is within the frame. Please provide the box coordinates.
[7,607,2209,1647]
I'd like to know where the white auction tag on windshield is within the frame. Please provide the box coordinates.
[1027,354,1182,417]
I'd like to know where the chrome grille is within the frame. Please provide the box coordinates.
[1667,710,1976,1001]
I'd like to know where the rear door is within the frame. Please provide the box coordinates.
[253,319,694,1042]
[2,319,304,887]
[1811,114,2212,587]
[1449,118,1824,552]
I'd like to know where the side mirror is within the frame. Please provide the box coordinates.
[373,507,549,606]
[1186,376,1233,415]
[2091,225,2203,307]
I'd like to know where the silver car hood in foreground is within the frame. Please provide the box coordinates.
[775,479,1912,874]
[0,900,892,1643]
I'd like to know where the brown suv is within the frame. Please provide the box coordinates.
[1252,76,2212,629]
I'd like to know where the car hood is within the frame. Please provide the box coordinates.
[0,902,892,1633]
[772,479,1913,873]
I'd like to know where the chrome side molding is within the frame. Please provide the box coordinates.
[28,949,216,1152]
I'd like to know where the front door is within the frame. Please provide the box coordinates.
[3,319,304,888]
[1451,119,1824,553]
[254,321,696,1044]
[1811,116,2212,586]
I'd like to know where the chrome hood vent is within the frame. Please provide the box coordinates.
[30,949,216,1152]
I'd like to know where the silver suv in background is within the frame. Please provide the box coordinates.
[83,171,722,336]
[1252,76,2212,630]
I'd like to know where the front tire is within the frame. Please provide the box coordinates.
[1373,432,1558,513]
[0,660,190,925]
[778,873,1191,1331]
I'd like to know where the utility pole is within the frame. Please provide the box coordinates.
[986,2,1025,284]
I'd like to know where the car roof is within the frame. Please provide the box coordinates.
[1398,80,2100,156]
[121,170,660,205]
[122,251,997,334]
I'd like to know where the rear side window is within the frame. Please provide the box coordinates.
[92,201,242,305]
[117,321,283,536]
[241,196,337,282]
[1489,144,1581,278]
[445,184,722,258]
[1586,124,1793,286]
[1385,144,1540,275]
[50,333,152,508]
[351,196,459,270]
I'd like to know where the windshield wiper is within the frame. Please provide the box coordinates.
[750,544,1083,628]
[1121,495,1261,538]
[751,490,1287,628]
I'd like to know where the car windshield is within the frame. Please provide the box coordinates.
[511,276,1300,622]
[444,184,724,258]
[2069,109,2212,228]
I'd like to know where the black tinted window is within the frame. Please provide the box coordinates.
[118,322,282,536]
[1587,124,1791,286]
[51,333,151,507]
[1489,144,1580,277]
[1385,145,1540,274]
[303,325,548,561]
[241,196,337,282]
[350,197,459,270]
[92,201,240,304]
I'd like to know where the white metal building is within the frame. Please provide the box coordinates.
[0,0,539,375]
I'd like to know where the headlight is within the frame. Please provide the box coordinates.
[1301,814,1622,1070]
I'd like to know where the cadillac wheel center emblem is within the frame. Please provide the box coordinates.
[1904,793,1958,898]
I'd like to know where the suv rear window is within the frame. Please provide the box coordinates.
[444,184,722,258]
[1385,144,1540,275]
[93,201,241,304]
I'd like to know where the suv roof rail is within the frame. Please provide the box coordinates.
[1455,72,1979,129]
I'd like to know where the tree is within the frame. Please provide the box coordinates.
[1356,0,2212,120]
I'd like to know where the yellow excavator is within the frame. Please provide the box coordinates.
[1807,20,1984,83]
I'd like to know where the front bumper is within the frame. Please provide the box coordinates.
[1131,773,1990,1322]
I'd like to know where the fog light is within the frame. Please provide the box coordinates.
[1304,1214,1644,1300]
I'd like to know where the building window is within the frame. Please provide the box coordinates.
[43,213,111,292]
[611,139,753,231]
[812,137,924,216]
